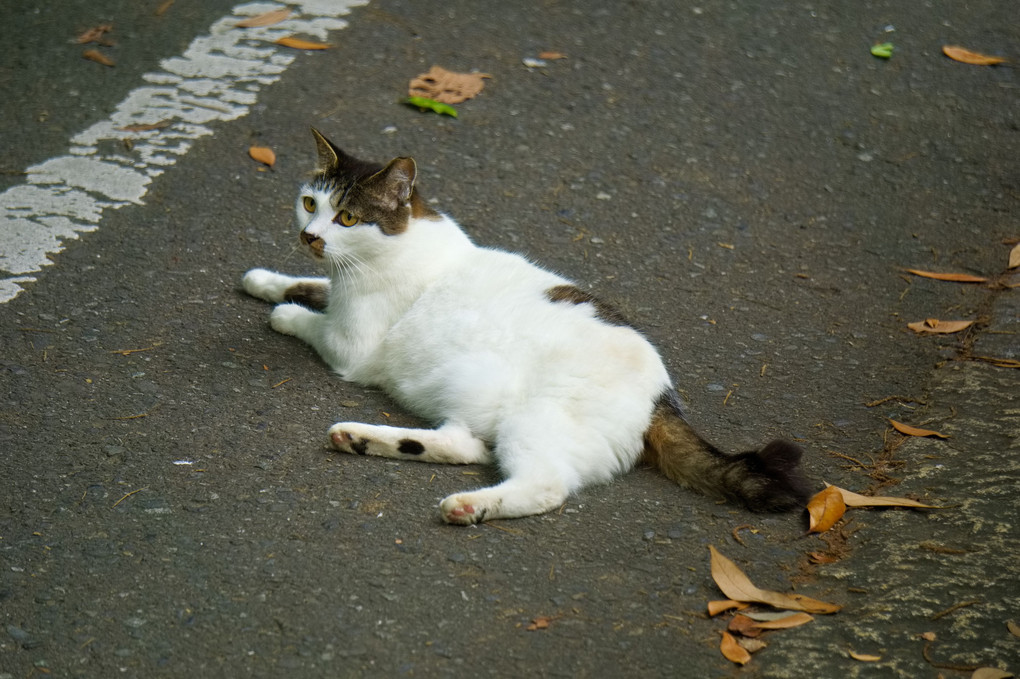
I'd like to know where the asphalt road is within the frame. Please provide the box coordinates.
[1,1,1017,677]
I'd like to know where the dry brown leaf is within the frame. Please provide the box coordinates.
[752,612,814,630]
[248,146,276,167]
[728,614,763,638]
[907,318,975,335]
[236,8,292,27]
[275,36,331,50]
[889,419,949,439]
[707,600,748,616]
[119,121,171,132]
[155,0,175,16]
[1008,620,1020,638]
[971,669,1013,679]
[720,631,751,665]
[539,51,567,60]
[825,483,939,509]
[807,485,847,533]
[737,637,768,654]
[850,651,882,662]
[82,49,115,67]
[709,545,841,614]
[906,269,988,283]
[943,45,1008,66]
[526,616,552,631]
[77,24,114,45]
[409,66,491,105]
[1009,244,1020,269]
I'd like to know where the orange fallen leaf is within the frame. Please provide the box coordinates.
[889,419,949,439]
[942,45,1007,66]
[752,612,815,630]
[709,546,841,614]
[539,51,567,60]
[77,24,114,45]
[707,600,748,616]
[720,631,751,665]
[82,49,115,67]
[526,616,552,631]
[236,8,292,28]
[825,483,939,509]
[849,651,882,662]
[1009,244,1020,269]
[275,36,331,50]
[248,146,276,167]
[906,269,988,283]
[154,0,175,17]
[728,614,763,638]
[409,65,491,104]
[907,318,974,335]
[807,485,847,533]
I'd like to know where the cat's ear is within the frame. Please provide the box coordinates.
[372,157,417,210]
[310,127,341,172]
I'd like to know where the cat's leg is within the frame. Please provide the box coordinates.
[243,268,330,310]
[439,474,570,525]
[328,422,492,465]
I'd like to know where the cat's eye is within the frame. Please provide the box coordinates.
[336,210,360,227]
[302,196,316,213]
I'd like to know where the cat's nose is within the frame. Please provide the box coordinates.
[300,230,325,256]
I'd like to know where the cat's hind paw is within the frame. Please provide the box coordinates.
[329,425,372,456]
[440,495,486,525]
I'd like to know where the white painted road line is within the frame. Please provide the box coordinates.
[0,0,367,304]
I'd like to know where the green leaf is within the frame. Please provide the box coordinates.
[871,42,894,59]
[404,96,458,118]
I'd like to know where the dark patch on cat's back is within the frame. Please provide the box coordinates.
[545,285,630,326]
[398,439,425,456]
[284,282,329,311]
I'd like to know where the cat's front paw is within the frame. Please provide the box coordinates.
[243,268,288,303]
[269,303,314,336]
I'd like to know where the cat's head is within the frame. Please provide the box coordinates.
[295,129,438,262]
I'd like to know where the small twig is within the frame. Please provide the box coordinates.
[826,450,871,469]
[271,378,292,389]
[112,487,147,508]
[864,395,925,407]
[109,344,160,356]
[921,642,980,671]
[930,600,981,621]
[731,524,753,546]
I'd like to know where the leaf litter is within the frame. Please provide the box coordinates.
[235,8,293,28]
[942,45,1008,66]
[248,146,276,168]
[907,318,974,335]
[408,66,490,104]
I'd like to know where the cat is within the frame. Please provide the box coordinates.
[242,129,811,525]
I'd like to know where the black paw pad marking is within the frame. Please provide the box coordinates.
[397,439,425,455]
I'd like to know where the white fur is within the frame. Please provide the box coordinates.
[244,186,672,524]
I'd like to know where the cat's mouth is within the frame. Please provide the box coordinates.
[300,230,325,258]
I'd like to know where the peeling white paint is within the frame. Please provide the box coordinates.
[0,0,366,302]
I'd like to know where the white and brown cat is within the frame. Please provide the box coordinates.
[242,129,810,524]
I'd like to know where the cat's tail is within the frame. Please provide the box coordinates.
[641,391,811,512]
